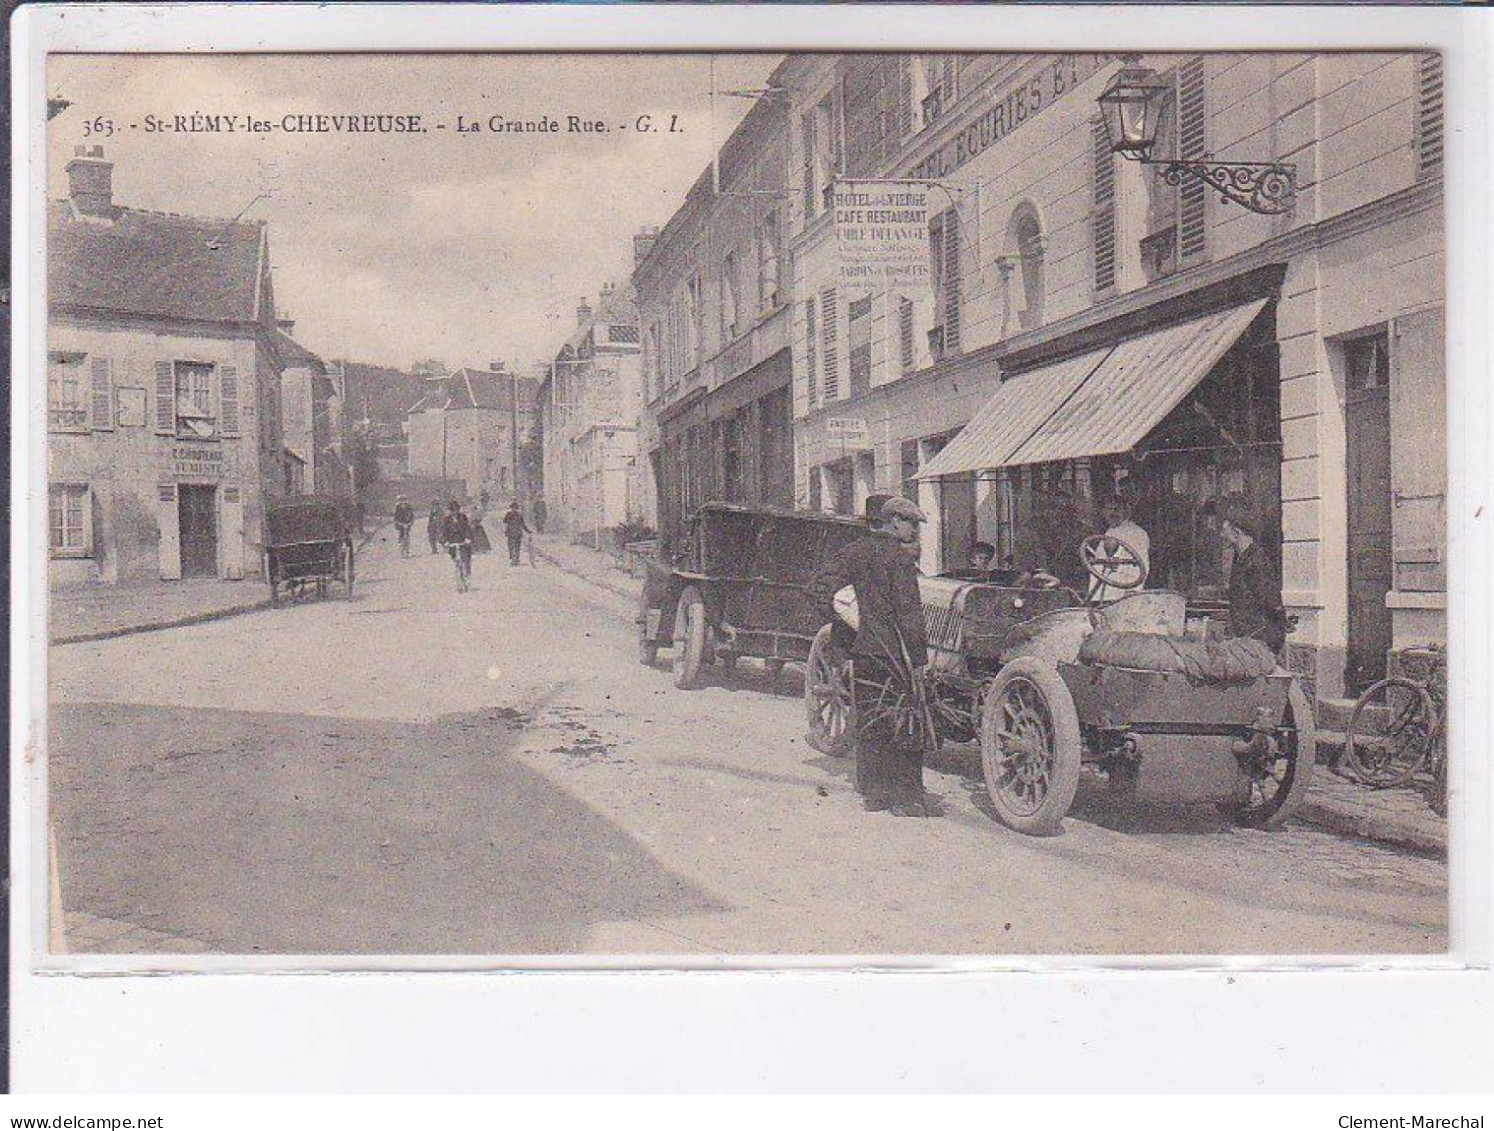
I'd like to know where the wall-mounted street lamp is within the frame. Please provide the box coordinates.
[1097,60,1297,215]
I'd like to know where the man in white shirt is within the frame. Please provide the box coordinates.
[1090,493,1150,603]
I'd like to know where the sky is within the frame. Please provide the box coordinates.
[47,53,780,372]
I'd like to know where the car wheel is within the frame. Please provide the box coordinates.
[805,624,854,757]
[1222,679,1316,830]
[671,586,707,690]
[980,657,1082,836]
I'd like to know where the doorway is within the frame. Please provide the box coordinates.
[1344,332,1393,693]
[178,484,218,578]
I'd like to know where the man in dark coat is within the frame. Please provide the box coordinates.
[426,501,443,555]
[393,496,415,557]
[502,502,530,566]
[1217,495,1288,655]
[440,500,473,591]
[811,495,935,816]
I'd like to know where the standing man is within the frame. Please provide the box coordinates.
[441,500,473,592]
[502,501,531,567]
[393,495,415,558]
[811,495,936,817]
[426,500,443,555]
[1217,495,1289,655]
[1089,492,1151,603]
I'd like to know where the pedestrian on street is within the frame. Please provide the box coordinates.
[441,500,473,592]
[502,501,531,567]
[532,497,548,535]
[1216,495,1289,655]
[393,496,415,558]
[471,509,493,554]
[811,495,937,817]
[426,500,442,555]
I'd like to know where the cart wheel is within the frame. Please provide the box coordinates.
[671,586,707,690]
[980,657,1082,836]
[343,543,356,600]
[805,624,854,757]
[1222,679,1316,830]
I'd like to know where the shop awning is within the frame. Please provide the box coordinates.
[918,298,1269,480]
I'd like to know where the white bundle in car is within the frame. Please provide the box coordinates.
[833,585,860,631]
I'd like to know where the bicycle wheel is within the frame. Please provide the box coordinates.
[1344,676,1435,789]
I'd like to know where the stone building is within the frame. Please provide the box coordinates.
[538,285,647,542]
[634,79,796,553]
[276,322,345,495]
[781,51,1444,706]
[406,365,540,504]
[47,145,287,586]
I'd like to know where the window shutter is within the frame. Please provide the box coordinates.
[899,297,916,371]
[943,209,962,353]
[805,297,818,407]
[820,287,839,402]
[89,356,113,431]
[830,85,844,179]
[1416,52,1444,179]
[801,112,817,220]
[1177,56,1207,261]
[1091,118,1117,293]
[898,56,914,136]
[219,366,241,436]
[154,361,175,434]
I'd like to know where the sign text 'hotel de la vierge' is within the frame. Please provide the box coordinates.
[834,181,933,294]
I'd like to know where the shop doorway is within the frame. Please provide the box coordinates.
[178,484,218,578]
[1345,332,1393,692]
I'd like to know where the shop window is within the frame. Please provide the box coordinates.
[174,361,217,439]
[49,483,90,557]
[48,352,89,432]
[1416,52,1444,180]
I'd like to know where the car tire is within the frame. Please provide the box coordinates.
[1222,678,1316,830]
[980,656,1082,836]
[672,586,707,690]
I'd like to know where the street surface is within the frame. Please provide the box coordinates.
[49,533,1448,955]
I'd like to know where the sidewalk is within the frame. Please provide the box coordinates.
[530,533,644,605]
[49,523,386,645]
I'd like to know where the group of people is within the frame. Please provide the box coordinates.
[391,494,536,591]
[810,489,1289,820]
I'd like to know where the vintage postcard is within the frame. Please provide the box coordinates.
[23,32,1465,969]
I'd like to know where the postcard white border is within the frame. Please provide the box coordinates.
[11,2,1493,1091]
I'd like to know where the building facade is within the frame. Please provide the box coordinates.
[276,322,345,495]
[47,145,287,586]
[783,52,1445,705]
[539,286,647,541]
[406,365,540,504]
[635,82,797,553]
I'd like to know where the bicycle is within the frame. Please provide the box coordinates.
[396,523,413,558]
[1343,644,1447,816]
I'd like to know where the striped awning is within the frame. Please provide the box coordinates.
[918,299,1269,480]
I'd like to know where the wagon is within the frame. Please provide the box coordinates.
[638,502,870,689]
[263,494,356,604]
[806,532,1314,835]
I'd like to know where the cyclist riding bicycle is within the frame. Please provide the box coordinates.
[440,500,474,592]
[393,496,415,558]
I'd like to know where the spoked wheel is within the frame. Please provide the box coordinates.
[1344,677,1434,789]
[804,624,854,757]
[1222,680,1316,830]
[343,543,356,600]
[980,657,1081,836]
[671,585,707,690]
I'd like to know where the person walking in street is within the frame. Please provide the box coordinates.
[426,500,442,555]
[471,506,493,554]
[441,500,473,592]
[393,496,415,558]
[811,495,937,818]
[1216,494,1289,655]
[502,501,531,566]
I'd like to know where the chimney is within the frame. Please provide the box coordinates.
[600,281,616,299]
[577,298,593,327]
[277,317,296,335]
[66,145,115,219]
[633,225,659,268]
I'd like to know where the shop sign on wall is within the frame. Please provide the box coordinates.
[834,180,932,296]
[826,417,872,449]
[172,444,224,478]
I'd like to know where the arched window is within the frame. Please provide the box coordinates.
[1003,202,1046,333]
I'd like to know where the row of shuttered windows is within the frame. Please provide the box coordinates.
[48,354,242,439]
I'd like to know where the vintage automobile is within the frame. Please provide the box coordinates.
[263,493,356,604]
[806,532,1314,836]
[638,502,870,689]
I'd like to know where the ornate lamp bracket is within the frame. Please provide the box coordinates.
[1155,158,1298,216]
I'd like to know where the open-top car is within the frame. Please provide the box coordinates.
[806,531,1314,835]
[263,493,356,604]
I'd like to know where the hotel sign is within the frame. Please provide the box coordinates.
[835,181,933,295]
[909,53,1118,182]
[172,444,224,478]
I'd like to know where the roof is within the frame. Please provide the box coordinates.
[274,330,327,373]
[919,299,1269,479]
[561,286,640,356]
[442,368,544,412]
[49,199,266,326]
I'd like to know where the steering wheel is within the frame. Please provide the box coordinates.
[1080,532,1149,592]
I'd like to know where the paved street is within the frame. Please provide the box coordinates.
[49,534,1448,956]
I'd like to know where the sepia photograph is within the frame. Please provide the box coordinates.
[34,43,1452,962]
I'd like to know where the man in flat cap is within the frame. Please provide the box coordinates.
[812,494,937,816]
[1216,494,1289,655]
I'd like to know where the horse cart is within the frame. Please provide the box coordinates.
[806,531,1314,835]
[263,494,356,604]
[638,503,870,689]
